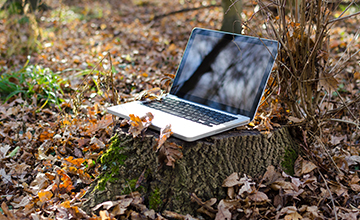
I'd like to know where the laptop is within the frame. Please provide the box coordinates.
[108,27,279,141]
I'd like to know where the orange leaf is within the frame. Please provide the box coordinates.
[128,113,153,138]
[354,72,360,80]
[38,190,53,203]
[60,200,71,208]
[65,156,86,167]
[155,124,173,151]
[39,130,54,142]
[57,169,75,193]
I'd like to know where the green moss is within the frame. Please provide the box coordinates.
[100,134,127,166]
[95,134,128,191]
[122,178,145,194]
[149,187,162,210]
[281,145,298,175]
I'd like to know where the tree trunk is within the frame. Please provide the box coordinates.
[221,0,242,34]
[1,0,42,13]
[81,125,299,216]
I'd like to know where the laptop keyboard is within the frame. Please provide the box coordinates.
[143,98,237,127]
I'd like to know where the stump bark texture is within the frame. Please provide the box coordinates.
[82,126,298,215]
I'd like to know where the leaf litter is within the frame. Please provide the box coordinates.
[0,0,359,219]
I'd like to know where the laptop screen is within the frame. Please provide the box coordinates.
[170,28,279,119]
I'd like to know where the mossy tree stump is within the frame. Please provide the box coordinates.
[81,125,299,215]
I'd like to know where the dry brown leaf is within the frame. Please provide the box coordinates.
[288,116,305,124]
[158,142,183,168]
[0,168,12,184]
[319,72,339,93]
[330,183,349,197]
[238,176,254,196]
[190,193,217,218]
[87,114,113,134]
[155,124,173,152]
[222,173,252,188]
[1,202,15,219]
[345,155,360,166]
[11,195,31,208]
[99,210,113,220]
[284,212,302,220]
[215,200,234,220]
[294,156,317,176]
[276,206,298,219]
[111,199,134,216]
[262,165,283,186]
[227,187,235,199]
[197,198,217,218]
[128,112,153,138]
[270,180,294,191]
[248,191,269,202]
[354,71,360,80]
[299,205,319,218]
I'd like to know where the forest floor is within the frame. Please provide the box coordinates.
[0,0,360,219]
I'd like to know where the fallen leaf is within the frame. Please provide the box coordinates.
[222,172,246,187]
[248,191,269,202]
[319,72,339,93]
[215,200,233,220]
[38,189,53,203]
[0,168,12,184]
[0,145,11,158]
[261,165,283,186]
[294,156,317,176]
[238,177,255,196]
[345,155,360,166]
[11,195,31,208]
[99,210,112,220]
[288,116,305,123]
[87,114,113,134]
[158,142,183,168]
[128,113,153,138]
[1,202,15,218]
[155,124,173,151]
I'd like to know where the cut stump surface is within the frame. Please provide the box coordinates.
[82,125,299,215]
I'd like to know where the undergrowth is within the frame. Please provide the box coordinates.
[0,59,68,109]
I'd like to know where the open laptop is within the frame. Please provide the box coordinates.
[108,27,279,141]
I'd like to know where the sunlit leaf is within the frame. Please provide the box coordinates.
[38,190,53,203]
[64,156,86,167]
[128,113,153,138]
[155,124,172,151]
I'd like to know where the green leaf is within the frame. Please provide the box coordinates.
[8,146,20,157]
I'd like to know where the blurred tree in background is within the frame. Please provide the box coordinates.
[221,0,242,33]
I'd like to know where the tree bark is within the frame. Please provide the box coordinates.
[81,125,299,216]
[221,0,242,34]
[1,0,46,13]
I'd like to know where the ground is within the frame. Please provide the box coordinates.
[0,0,360,219]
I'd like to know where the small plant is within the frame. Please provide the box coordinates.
[0,59,68,109]
[243,0,360,139]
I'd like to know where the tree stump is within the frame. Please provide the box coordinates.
[81,125,299,216]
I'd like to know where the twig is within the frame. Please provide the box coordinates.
[150,4,221,21]
[190,193,217,213]
[327,118,360,130]
[325,95,360,116]
[318,170,338,220]
[328,10,360,24]
[315,136,342,174]
[329,28,360,75]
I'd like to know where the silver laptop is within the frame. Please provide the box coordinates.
[108,28,279,141]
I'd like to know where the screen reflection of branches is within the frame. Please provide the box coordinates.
[174,34,273,113]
